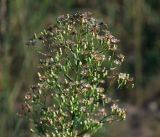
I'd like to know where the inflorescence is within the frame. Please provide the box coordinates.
[24,12,134,137]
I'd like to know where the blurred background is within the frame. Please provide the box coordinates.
[0,0,160,137]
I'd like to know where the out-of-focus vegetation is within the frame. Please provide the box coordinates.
[0,0,159,137]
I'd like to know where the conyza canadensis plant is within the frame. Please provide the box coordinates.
[23,12,134,137]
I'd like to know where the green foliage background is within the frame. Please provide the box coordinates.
[0,0,160,137]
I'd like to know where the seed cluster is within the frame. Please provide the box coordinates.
[24,12,133,137]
